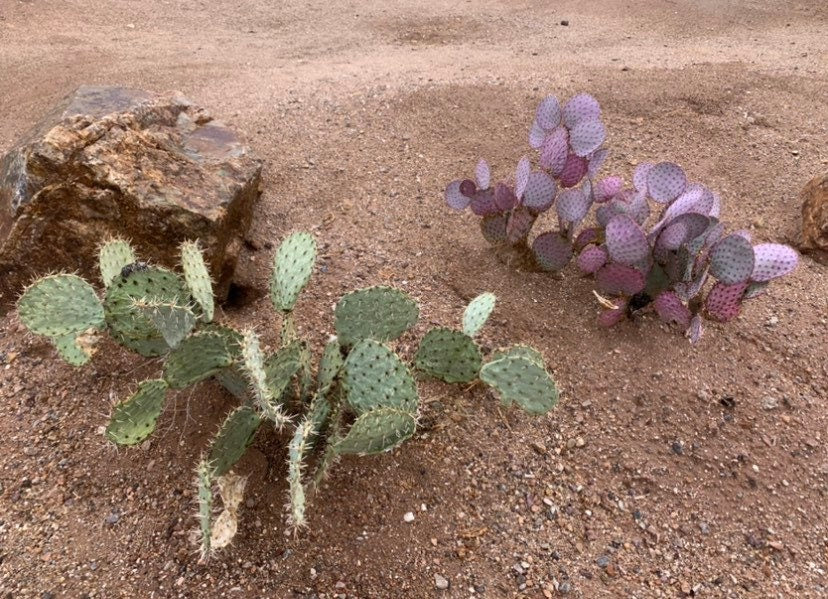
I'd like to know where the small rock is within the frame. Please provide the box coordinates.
[560,20,569,26]
[105,512,120,525]
[434,574,449,590]
[762,396,779,410]
[575,437,585,448]
[559,580,572,594]
[671,441,684,455]
[403,511,415,523]
[596,555,610,568]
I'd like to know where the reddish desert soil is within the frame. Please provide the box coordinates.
[1,1,828,597]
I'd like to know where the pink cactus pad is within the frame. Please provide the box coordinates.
[470,188,499,217]
[605,215,649,265]
[595,263,646,296]
[647,162,687,204]
[460,179,477,197]
[574,227,600,252]
[559,153,588,188]
[532,231,573,271]
[539,127,569,175]
[445,180,471,211]
[750,243,799,281]
[594,176,623,203]
[556,188,592,223]
[569,119,606,158]
[705,281,749,322]
[562,93,601,129]
[577,245,608,274]
[475,159,491,190]
[598,302,628,327]
[653,291,692,327]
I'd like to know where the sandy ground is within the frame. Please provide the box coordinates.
[1,0,827,597]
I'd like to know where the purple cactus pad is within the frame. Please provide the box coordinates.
[709,234,755,285]
[559,153,588,188]
[522,171,557,214]
[569,119,606,158]
[535,95,562,130]
[460,179,477,197]
[687,314,703,344]
[470,188,499,216]
[605,215,649,265]
[475,159,491,190]
[480,213,509,244]
[750,243,799,281]
[445,180,471,211]
[577,245,608,274]
[494,183,519,211]
[705,281,748,322]
[595,263,646,296]
[653,291,692,327]
[532,231,573,271]
[529,119,546,149]
[556,188,592,223]
[506,207,536,244]
[598,302,627,327]
[562,93,601,129]
[574,227,600,252]
[594,176,623,203]
[587,148,610,178]
[647,162,687,204]
[633,162,654,192]
[515,156,531,199]
[539,127,569,175]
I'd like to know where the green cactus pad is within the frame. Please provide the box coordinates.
[334,286,419,346]
[462,292,496,337]
[180,241,215,322]
[196,459,213,558]
[104,266,190,356]
[479,356,558,415]
[241,330,288,426]
[53,331,97,366]
[105,379,169,445]
[264,341,305,400]
[414,327,482,384]
[270,232,317,312]
[334,407,417,455]
[98,239,137,288]
[490,345,546,368]
[163,331,234,388]
[342,339,418,414]
[132,300,196,348]
[215,366,249,400]
[317,339,343,395]
[208,406,262,477]
[18,274,104,338]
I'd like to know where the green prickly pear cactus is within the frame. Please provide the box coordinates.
[105,379,169,445]
[15,230,559,557]
[334,286,419,346]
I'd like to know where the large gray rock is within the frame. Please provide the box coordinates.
[0,85,262,312]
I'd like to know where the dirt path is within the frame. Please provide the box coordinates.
[1,1,827,597]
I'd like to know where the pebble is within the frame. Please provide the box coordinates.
[596,555,610,568]
[762,396,779,410]
[560,20,569,26]
[559,580,572,594]
[403,511,415,522]
[434,574,449,590]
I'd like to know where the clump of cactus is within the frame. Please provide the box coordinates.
[445,93,799,342]
[16,233,558,557]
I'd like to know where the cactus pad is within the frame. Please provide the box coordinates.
[164,331,233,388]
[646,162,687,204]
[132,300,196,348]
[598,304,627,327]
[490,345,545,367]
[540,127,569,175]
[595,263,646,296]
[559,153,588,188]
[556,188,591,224]
[318,339,344,395]
[494,183,518,211]
[605,215,649,266]
[196,459,213,558]
[532,231,573,272]
[522,172,557,214]
[462,292,496,337]
[653,291,691,327]
[687,314,703,344]
[569,119,606,157]
[656,213,710,251]
[577,245,608,275]
[535,95,562,129]
[105,379,168,446]
[334,286,419,346]
[180,241,214,322]
[587,148,610,178]
[479,355,558,415]
[750,243,798,281]
[98,239,136,288]
[343,339,418,414]
[104,266,190,356]
[480,213,509,244]
[18,274,104,338]
[633,162,653,192]
[574,227,600,252]
[334,407,417,455]
[270,232,317,312]
[506,207,536,245]
[287,418,315,528]
[709,234,755,285]
[562,93,601,129]
[515,156,531,199]
[475,158,491,190]
[529,119,546,149]
[54,331,97,366]
[593,176,623,203]
[470,188,499,216]
[445,180,472,211]
[705,281,748,322]
[744,281,769,299]
[264,341,305,400]
[414,327,483,384]
[209,406,262,477]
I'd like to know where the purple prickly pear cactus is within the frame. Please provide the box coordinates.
[443,91,799,344]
